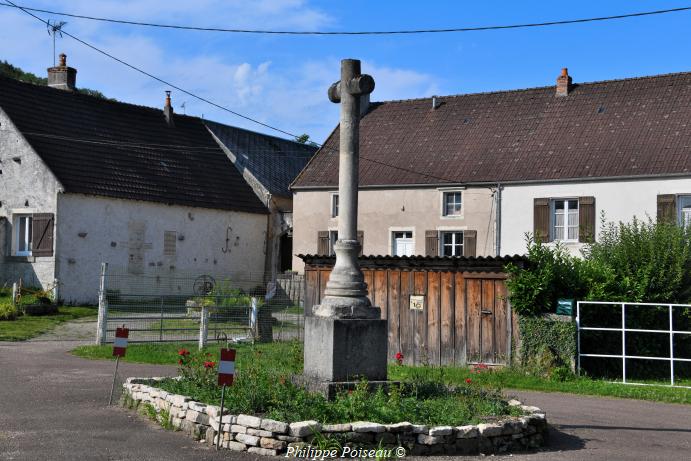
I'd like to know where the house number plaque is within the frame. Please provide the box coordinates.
[409,295,425,311]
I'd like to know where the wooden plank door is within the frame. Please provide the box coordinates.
[466,278,508,365]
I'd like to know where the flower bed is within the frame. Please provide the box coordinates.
[122,378,547,456]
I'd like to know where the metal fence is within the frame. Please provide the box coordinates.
[96,263,304,347]
[577,301,691,388]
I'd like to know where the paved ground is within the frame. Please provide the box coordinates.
[1,339,689,461]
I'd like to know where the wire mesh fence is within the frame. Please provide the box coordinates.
[97,264,304,346]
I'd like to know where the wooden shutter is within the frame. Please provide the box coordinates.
[425,230,439,256]
[533,198,550,243]
[317,231,329,255]
[578,196,596,243]
[657,194,677,224]
[31,213,54,257]
[463,230,477,257]
[0,217,9,257]
[357,230,364,257]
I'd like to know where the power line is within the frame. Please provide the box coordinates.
[2,0,304,140]
[1,2,690,35]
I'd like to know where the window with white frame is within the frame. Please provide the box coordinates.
[552,199,579,242]
[392,231,414,256]
[15,215,32,256]
[440,231,464,256]
[328,230,338,256]
[331,194,339,218]
[442,191,463,216]
[678,195,691,226]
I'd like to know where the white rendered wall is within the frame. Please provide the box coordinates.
[500,177,691,256]
[56,194,268,304]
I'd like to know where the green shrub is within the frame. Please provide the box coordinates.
[0,303,19,321]
[517,316,576,376]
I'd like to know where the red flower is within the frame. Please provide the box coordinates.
[178,348,190,356]
[465,378,472,384]
[203,361,216,369]
[177,359,183,365]
[395,352,404,365]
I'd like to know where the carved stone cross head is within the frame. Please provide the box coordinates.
[327,59,375,104]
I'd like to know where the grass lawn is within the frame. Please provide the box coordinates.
[72,341,691,405]
[0,306,98,341]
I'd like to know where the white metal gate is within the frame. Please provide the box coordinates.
[577,301,691,388]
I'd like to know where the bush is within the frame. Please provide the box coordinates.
[507,218,691,316]
[517,316,576,376]
[0,303,19,321]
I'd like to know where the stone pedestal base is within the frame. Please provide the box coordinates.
[303,316,388,383]
[292,376,398,400]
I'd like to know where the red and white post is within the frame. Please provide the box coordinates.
[216,348,236,450]
[109,326,128,405]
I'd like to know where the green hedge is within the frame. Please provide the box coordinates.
[517,316,576,378]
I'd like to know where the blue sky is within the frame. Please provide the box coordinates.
[1,1,690,143]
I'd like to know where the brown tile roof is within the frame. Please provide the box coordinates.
[0,75,267,213]
[292,71,691,188]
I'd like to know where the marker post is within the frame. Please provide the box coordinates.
[109,326,129,405]
[216,348,236,450]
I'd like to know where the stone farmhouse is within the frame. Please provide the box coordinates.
[291,68,691,271]
[0,55,315,303]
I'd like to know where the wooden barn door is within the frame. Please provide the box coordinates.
[465,276,508,364]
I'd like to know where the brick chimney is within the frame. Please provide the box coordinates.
[556,67,572,97]
[47,53,77,91]
[163,90,175,127]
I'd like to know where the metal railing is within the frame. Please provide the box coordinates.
[577,301,691,388]
[96,263,304,348]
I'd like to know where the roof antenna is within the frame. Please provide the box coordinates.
[180,101,187,114]
[46,20,67,66]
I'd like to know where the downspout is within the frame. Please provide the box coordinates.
[495,183,502,256]
[263,192,274,284]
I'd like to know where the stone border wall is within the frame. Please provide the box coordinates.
[122,378,547,456]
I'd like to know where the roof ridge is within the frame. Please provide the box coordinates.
[371,69,691,105]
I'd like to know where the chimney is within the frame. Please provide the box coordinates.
[47,53,77,91]
[432,96,439,109]
[164,90,175,127]
[556,67,572,97]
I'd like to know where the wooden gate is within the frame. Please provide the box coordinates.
[301,255,524,366]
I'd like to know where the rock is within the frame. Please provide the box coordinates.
[261,418,289,434]
[188,402,207,413]
[417,434,445,445]
[385,422,413,433]
[375,432,396,444]
[204,428,215,445]
[237,414,262,428]
[277,435,302,442]
[322,423,351,432]
[412,424,429,434]
[429,426,453,436]
[351,421,385,433]
[261,437,287,450]
[248,447,279,456]
[521,405,541,413]
[235,433,260,446]
[230,425,247,434]
[289,421,321,437]
[507,399,522,407]
[456,425,479,439]
[478,423,503,438]
[185,410,209,425]
[247,428,273,437]
[346,432,374,443]
[227,441,247,451]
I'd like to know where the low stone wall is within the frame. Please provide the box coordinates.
[122,378,548,456]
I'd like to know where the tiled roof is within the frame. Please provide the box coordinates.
[205,120,316,198]
[0,75,267,213]
[292,71,691,188]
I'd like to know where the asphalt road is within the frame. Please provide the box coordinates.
[1,340,689,461]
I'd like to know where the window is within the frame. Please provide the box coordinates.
[329,230,338,256]
[678,196,691,226]
[552,199,579,241]
[440,231,464,256]
[442,191,462,216]
[331,194,339,218]
[163,231,176,256]
[15,215,32,256]
[392,231,414,256]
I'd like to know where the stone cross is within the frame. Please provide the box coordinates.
[313,59,378,320]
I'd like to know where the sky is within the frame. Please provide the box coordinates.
[1,1,690,143]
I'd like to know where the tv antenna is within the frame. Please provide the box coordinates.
[180,101,187,114]
[46,20,67,66]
